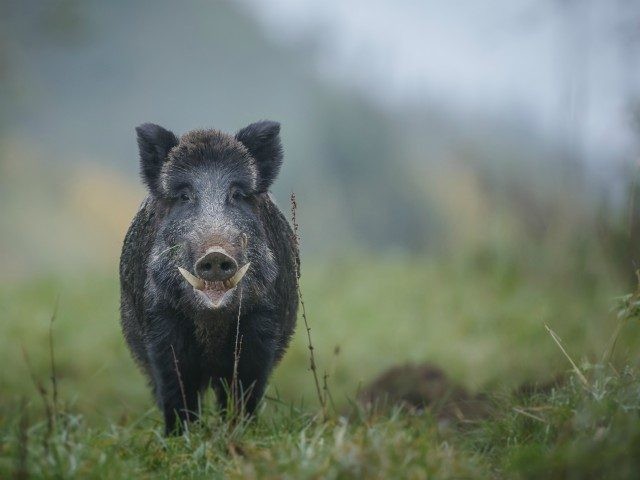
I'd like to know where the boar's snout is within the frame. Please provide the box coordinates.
[194,248,238,282]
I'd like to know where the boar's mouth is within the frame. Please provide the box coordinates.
[177,263,250,309]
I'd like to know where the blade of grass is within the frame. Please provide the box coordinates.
[544,324,589,388]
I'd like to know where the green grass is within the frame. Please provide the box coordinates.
[2,360,640,478]
[1,252,640,478]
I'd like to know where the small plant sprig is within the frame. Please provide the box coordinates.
[290,192,328,420]
[603,270,640,363]
[20,298,63,469]
[612,270,640,321]
[546,271,640,397]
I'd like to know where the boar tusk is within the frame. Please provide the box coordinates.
[241,233,248,250]
[227,262,250,288]
[177,267,205,290]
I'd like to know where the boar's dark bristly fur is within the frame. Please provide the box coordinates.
[120,121,298,435]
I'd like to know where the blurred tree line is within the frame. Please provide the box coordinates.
[1,0,640,286]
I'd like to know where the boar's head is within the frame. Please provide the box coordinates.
[136,121,283,313]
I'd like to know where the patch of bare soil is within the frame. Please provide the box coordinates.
[357,362,491,423]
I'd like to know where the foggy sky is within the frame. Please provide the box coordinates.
[247,0,640,165]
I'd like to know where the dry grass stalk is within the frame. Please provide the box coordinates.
[231,286,244,415]
[231,237,248,417]
[15,397,29,480]
[323,370,336,413]
[170,344,190,432]
[21,346,53,453]
[544,324,590,388]
[290,192,327,419]
[48,296,60,422]
[512,407,547,424]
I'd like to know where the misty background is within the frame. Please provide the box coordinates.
[1,0,640,280]
[4,0,640,426]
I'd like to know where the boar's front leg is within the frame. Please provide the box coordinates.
[146,322,200,435]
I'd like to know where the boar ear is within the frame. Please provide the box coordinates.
[135,123,178,197]
[236,120,283,193]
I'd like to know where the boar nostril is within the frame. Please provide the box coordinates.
[201,262,212,271]
[220,261,234,272]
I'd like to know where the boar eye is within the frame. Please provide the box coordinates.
[179,192,191,203]
[230,187,246,203]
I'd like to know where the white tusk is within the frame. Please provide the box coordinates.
[177,267,205,290]
[227,262,251,288]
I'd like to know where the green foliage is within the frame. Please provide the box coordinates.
[0,400,492,479]
[2,361,640,478]
[1,254,639,478]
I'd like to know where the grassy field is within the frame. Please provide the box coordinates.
[1,251,640,478]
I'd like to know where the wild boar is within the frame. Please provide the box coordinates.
[119,121,298,434]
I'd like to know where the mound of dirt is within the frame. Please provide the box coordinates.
[357,363,491,423]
